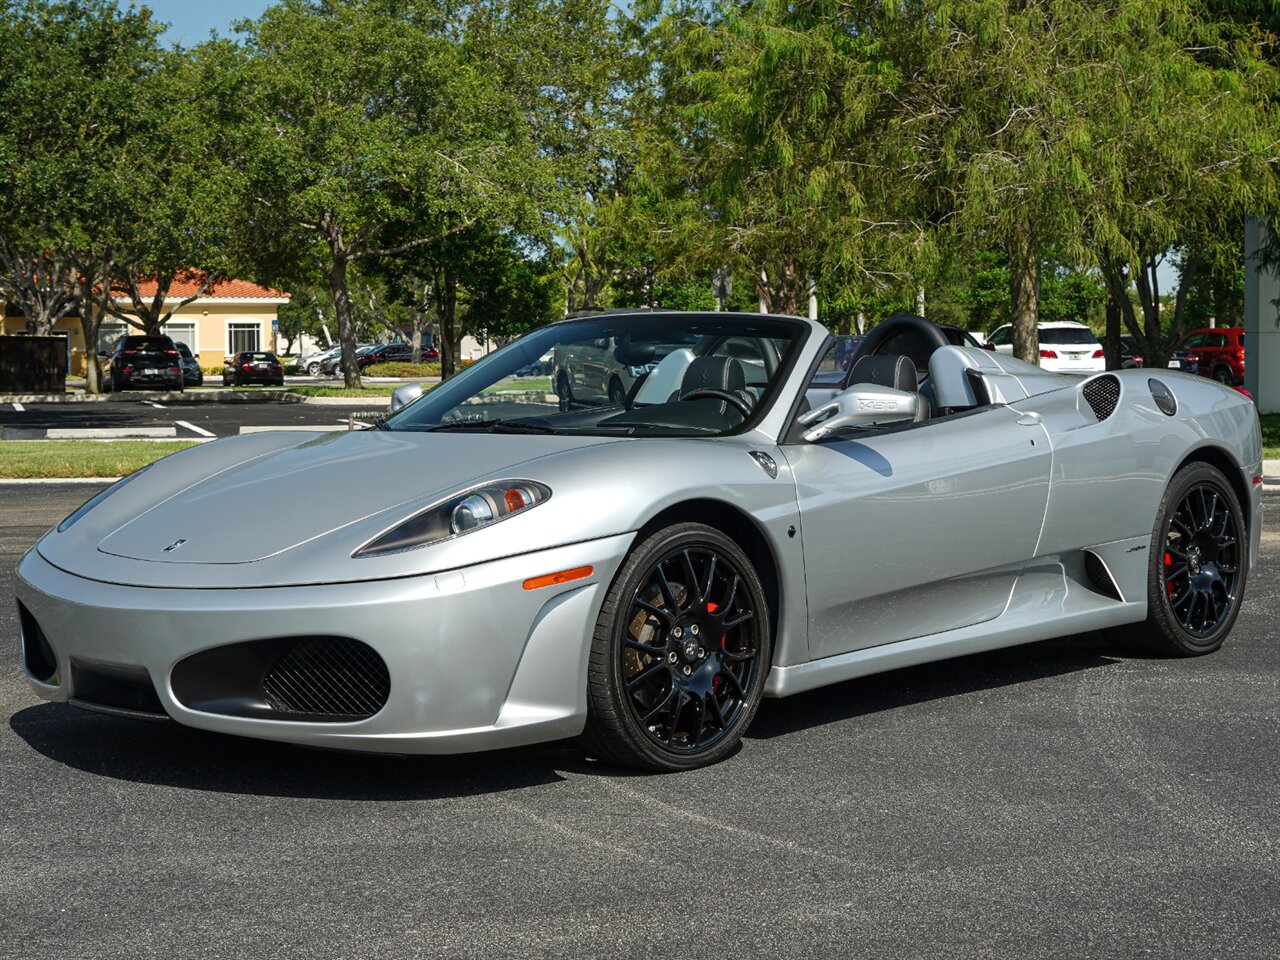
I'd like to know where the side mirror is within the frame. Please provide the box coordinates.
[982,342,997,351]
[390,383,424,412]
[798,384,918,441]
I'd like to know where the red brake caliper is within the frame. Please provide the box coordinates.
[1164,552,1174,597]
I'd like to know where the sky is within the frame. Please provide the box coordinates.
[148,0,271,47]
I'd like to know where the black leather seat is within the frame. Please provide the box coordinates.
[843,354,930,421]
[671,356,753,418]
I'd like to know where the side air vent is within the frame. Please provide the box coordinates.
[1083,551,1123,601]
[1082,375,1120,421]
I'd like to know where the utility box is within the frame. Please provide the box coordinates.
[0,335,67,393]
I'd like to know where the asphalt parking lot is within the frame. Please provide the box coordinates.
[0,396,385,441]
[1,485,1277,960]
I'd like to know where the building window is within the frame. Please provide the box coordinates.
[227,322,260,355]
[165,322,196,351]
[98,323,127,355]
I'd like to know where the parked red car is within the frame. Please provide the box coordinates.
[1176,327,1246,386]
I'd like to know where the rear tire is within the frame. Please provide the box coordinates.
[583,523,772,771]
[1212,365,1234,386]
[1109,462,1248,656]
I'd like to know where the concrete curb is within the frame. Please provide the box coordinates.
[0,477,120,483]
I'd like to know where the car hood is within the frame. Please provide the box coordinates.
[38,429,623,587]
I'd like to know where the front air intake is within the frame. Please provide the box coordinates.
[171,636,390,723]
[17,602,58,683]
[262,637,390,720]
[1082,375,1120,421]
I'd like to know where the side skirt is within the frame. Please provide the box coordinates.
[765,561,1146,698]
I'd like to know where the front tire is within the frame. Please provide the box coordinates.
[583,523,772,771]
[1115,462,1248,656]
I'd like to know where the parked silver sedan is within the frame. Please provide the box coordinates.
[15,311,1261,770]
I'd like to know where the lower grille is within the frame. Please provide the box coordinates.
[69,660,167,717]
[262,637,390,720]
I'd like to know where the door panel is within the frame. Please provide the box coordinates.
[784,406,1051,659]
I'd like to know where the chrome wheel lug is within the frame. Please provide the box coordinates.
[673,626,683,639]
[682,665,692,676]
[697,647,706,659]
[690,624,700,636]
[668,651,679,664]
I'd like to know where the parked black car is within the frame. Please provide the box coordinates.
[106,335,184,392]
[223,351,285,387]
[175,342,203,387]
[356,342,414,369]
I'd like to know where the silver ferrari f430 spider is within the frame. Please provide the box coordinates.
[15,311,1262,770]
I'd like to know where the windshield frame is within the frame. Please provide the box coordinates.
[384,311,812,439]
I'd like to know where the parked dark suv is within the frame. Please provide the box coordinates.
[223,351,285,387]
[175,342,203,387]
[107,335,184,392]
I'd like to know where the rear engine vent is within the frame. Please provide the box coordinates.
[263,637,390,720]
[1082,375,1121,421]
[1083,551,1123,601]
[17,602,58,684]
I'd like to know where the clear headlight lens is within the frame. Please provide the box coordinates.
[355,481,550,558]
[57,464,152,533]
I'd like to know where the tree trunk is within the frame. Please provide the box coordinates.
[328,251,363,389]
[1103,293,1123,371]
[1006,223,1040,364]
[409,277,434,363]
[755,261,804,316]
[438,268,458,380]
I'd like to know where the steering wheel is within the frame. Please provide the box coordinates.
[678,388,754,418]
[847,312,950,388]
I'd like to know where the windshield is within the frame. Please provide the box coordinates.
[385,313,806,437]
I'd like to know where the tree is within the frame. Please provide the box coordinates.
[0,0,164,364]
[232,0,611,387]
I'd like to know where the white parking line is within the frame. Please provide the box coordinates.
[142,400,165,409]
[48,427,177,439]
[239,425,342,434]
[175,420,216,438]
[11,402,24,412]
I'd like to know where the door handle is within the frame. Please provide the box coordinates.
[1016,413,1042,426]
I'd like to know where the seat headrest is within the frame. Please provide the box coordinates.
[844,354,917,392]
[681,355,746,394]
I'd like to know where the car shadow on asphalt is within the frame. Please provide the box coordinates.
[7,704,577,800]
[8,633,1126,797]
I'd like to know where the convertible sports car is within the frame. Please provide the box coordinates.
[15,312,1261,770]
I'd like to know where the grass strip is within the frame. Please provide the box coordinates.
[0,440,198,479]
[1262,413,1280,460]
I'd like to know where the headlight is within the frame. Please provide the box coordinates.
[354,481,550,558]
[57,464,152,533]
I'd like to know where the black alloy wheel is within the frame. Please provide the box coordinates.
[1114,461,1248,655]
[584,523,771,770]
[1212,365,1234,385]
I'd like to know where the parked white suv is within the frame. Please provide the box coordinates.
[986,321,1104,373]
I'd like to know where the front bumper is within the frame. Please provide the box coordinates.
[16,533,634,754]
